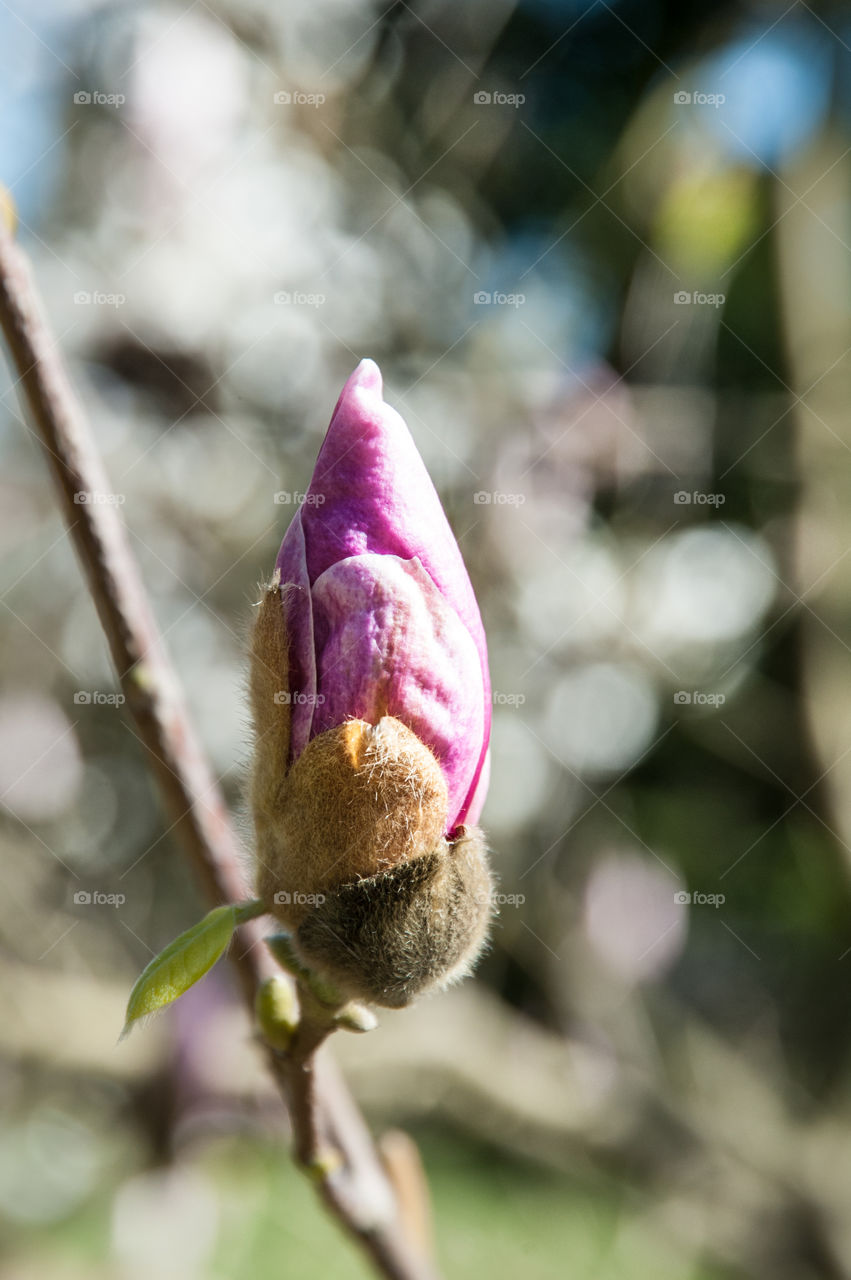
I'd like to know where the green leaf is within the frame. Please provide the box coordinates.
[234,897,267,925]
[122,904,238,1037]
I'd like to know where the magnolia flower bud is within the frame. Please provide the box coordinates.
[250,360,493,1007]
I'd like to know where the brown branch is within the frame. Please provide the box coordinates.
[0,225,442,1280]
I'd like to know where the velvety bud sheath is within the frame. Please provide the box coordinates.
[251,360,493,1007]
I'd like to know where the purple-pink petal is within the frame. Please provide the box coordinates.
[274,359,490,829]
[463,749,490,828]
[308,554,484,830]
[275,506,317,760]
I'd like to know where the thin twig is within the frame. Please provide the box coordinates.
[0,224,442,1280]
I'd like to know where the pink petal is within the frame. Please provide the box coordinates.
[300,359,490,819]
[274,507,317,758]
[309,554,485,831]
[463,748,491,827]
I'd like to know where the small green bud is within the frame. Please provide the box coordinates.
[255,975,300,1050]
[304,1147,344,1182]
[334,1002,379,1033]
[265,932,345,1007]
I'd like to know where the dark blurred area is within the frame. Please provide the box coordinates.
[3,0,851,1276]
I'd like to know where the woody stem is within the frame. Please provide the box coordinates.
[0,223,442,1280]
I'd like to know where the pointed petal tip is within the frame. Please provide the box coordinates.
[349,357,383,395]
